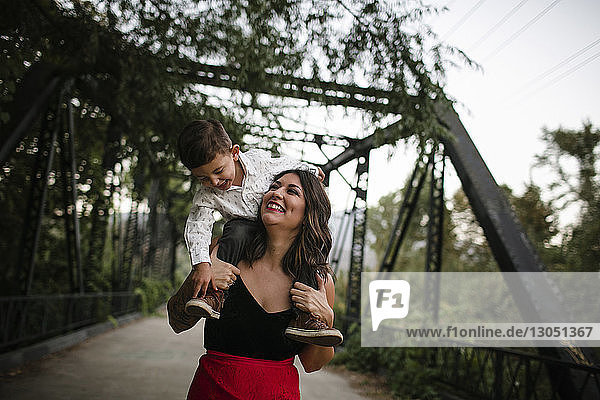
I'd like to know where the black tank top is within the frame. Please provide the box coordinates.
[204,277,305,361]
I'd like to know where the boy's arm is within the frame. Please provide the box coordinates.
[184,204,216,298]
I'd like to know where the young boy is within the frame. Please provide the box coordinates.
[178,119,342,347]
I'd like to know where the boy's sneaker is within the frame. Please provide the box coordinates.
[285,311,343,347]
[185,289,224,319]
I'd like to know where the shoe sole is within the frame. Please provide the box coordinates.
[185,299,220,319]
[285,327,343,347]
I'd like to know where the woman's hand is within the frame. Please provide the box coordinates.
[290,273,334,327]
[296,273,336,373]
[210,245,240,290]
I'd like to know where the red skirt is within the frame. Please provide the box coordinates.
[187,350,300,400]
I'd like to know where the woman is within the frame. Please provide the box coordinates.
[168,169,338,399]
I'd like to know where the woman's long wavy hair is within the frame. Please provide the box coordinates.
[243,169,334,289]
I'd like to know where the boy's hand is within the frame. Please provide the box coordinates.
[316,167,325,182]
[210,246,240,290]
[190,262,212,298]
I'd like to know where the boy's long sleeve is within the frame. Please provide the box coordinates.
[184,204,215,266]
[269,154,320,177]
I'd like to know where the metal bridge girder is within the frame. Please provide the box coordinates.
[343,151,370,332]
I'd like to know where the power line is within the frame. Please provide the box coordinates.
[443,0,457,10]
[443,0,487,40]
[516,37,600,95]
[528,49,600,96]
[483,0,562,62]
[469,0,530,51]
[509,49,600,105]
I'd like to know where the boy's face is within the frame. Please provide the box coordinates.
[191,145,240,190]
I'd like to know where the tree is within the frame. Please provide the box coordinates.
[367,175,460,272]
[535,122,600,271]
[449,188,496,272]
[450,183,564,272]
[1,0,471,294]
[367,181,561,274]
[502,183,564,271]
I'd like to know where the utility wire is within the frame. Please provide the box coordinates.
[483,0,562,62]
[469,0,530,51]
[515,37,600,95]
[443,0,457,10]
[526,49,600,97]
[443,0,487,40]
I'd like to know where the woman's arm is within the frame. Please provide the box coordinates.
[167,271,201,333]
[293,274,337,373]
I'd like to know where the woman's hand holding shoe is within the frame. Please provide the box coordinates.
[290,273,334,328]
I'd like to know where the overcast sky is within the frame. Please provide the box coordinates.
[277,0,600,222]
[435,0,600,193]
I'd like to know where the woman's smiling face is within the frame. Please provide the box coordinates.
[261,173,306,233]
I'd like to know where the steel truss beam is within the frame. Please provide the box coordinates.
[376,145,445,321]
[59,100,84,294]
[424,145,445,323]
[17,88,84,296]
[330,210,353,276]
[379,151,431,272]
[343,151,370,333]
[245,127,351,149]
[435,105,596,396]
[425,145,445,274]
[122,200,139,292]
[174,62,417,113]
[435,105,543,273]
[18,94,62,295]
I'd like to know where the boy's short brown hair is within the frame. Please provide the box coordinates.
[178,119,232,170]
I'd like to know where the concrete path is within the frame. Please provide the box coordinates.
[0,313,369,400]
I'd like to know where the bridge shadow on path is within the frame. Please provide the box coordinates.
[0,308,369,400]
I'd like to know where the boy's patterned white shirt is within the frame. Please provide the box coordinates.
[184,149,319,266]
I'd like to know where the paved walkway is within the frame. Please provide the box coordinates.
[0,313,369,400]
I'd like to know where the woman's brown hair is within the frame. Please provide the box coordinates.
[244,169,334,289]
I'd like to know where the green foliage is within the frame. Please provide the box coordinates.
[449,189,496,272]
[535,122,600,271]
[365,167,583,274]
[107,314,119,328]
[134,278,174,315]
[366,174,460,272]
[502,183,564,270]
[334,328,440,399]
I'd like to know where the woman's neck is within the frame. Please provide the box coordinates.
[259,229,297,270]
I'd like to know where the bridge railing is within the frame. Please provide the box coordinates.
[0,292,141,353]
[434,346,600,399]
